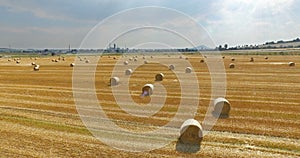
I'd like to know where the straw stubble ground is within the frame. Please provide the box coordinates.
[0,53,299,157]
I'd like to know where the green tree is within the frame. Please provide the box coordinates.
[218,45,222,50]
[224,44,228,50]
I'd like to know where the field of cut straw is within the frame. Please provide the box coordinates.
[0,52,299,157]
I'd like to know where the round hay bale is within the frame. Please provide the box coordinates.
[144,60,148,64]
[222,56,225,59]
[185,57,189,60]
[185,67,192,73]
[113,57,116,60]
[169,64,175,70]
[55,59,59,62]
[8,59,11,62]
[151,56,153,59]
[33,65,40,71]
[124,61,129,65]
[288,62,295,66]
[129,58,133,61]
[16,60,20,64]
[134,58,138,62]
[179,56,183,59]
[143,56,146,59]
[229,63,235,69]
[179,119,203,144]
[155,73,164,81]
[125,69,133,75]
[70,63,75,67]
[250,57,254,62]
[231,57,235,61]
[31,62,36,66]
[85,60,90,63]
[265,56,268,60]
[110,77,120,86]
[200,59,205,63]
[212,97,231,118]
[142,84,154,96]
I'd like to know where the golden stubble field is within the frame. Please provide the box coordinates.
[0,52,299,157]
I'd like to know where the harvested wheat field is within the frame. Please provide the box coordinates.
[0,52,299,157]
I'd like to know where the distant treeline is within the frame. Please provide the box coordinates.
[218,37,300,51]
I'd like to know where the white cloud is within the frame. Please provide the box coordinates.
[204,0,297,46]
[0,0,299,48]
[0,0,96,23]
[0,0,64,20]
[80,7,216,49]
[0,25,90,48]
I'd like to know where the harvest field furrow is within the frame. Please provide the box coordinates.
[0,54,299,157]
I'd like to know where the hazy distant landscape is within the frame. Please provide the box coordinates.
[1,37,300,54]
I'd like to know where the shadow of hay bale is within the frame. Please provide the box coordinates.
[176,140,201,153]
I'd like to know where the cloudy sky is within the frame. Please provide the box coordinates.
[0,0,299,49]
